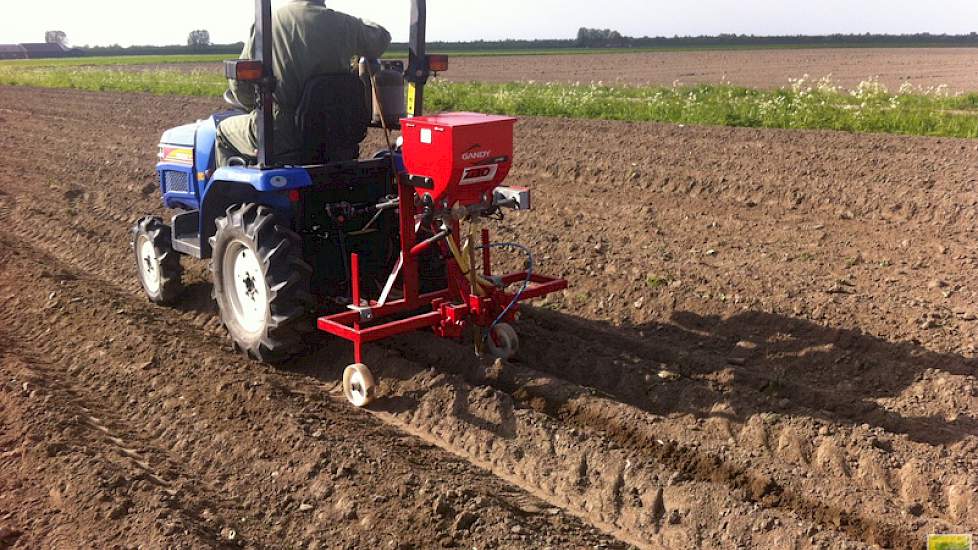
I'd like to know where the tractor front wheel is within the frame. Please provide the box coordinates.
[131,216,184,305]
[211,204,313,363]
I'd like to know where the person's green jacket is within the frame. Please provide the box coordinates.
[228,0,391,156]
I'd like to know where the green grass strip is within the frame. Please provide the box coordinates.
[0,54,232,68]
[1,64,976,138]
[0,66,226,95]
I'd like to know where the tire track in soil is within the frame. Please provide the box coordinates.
[1,92,228,330]
[0,232,623,548]
[0,342,236,548]
[0,237,270,547]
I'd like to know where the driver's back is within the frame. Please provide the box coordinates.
[227,0,391,156]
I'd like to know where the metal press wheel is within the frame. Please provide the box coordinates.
[343,363,377,407]
[486,322,519,360]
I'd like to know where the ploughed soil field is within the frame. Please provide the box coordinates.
[1,86,978,549]
[125,47,978,91]
[445,47,978,91]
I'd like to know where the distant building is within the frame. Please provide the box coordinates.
[20,42,83,58]
[0,44,28,60]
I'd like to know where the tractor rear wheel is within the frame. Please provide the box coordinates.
[210,204,314,363]
[131,216,184,305]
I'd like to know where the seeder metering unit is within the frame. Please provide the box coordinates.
[131,0,567,407]
[318,112,567,406]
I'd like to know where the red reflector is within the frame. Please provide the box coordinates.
[288,190,301,203]
[427,54,449,73]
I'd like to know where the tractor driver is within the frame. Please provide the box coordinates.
[216,0,391,166]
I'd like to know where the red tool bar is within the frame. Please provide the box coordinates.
[317,272,567,345]
[317,214,569,363]
[319,311,444,343]
[499,272,566,286]
[317,289,453,329]
[511,276,568,301]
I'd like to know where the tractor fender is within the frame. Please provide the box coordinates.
[198,172,306,258]
[210,166,313,192]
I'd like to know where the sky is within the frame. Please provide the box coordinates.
[1,0,977,47]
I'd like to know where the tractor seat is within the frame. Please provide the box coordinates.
[292,72,371,165]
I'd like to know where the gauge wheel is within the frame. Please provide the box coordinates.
[343,363,377,407]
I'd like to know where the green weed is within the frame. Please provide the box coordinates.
[646,275,670,288]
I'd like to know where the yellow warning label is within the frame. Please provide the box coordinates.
[407,83,417,117]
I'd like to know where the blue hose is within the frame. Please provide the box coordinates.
[477,242,534,342]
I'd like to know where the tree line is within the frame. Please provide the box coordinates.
[392,30,978,51]
[82,43,245,57]
[573,28,978,49]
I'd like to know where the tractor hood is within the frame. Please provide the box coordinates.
[160,123,198,148]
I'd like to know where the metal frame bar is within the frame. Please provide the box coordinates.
[406,0,428,116]
[255,0,275,167]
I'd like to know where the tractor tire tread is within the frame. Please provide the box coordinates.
[212,204,313,364]
[132,216,184,305]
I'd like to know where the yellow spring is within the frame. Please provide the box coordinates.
[446,228,494,297]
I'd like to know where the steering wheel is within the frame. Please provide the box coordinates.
[223,89,247,111]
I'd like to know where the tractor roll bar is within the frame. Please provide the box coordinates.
[255,0,275,168]
[249,0,430,168]
[406,0,428,117]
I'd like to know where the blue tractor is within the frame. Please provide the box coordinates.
[133,0,441,358]
[132,0,564,407]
